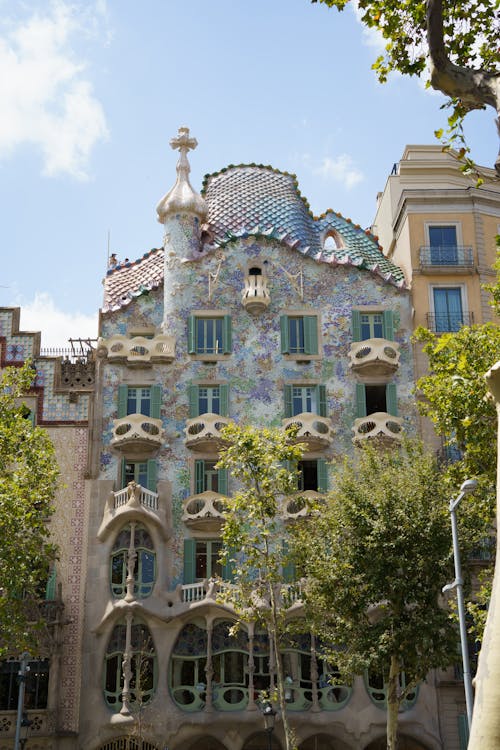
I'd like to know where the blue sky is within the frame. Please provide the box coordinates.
[1,0,497,346]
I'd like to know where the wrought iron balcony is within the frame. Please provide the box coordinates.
[282,412,333,450]
[419,246,474,270]
[184,413,232,452]
[182,491,227,530]
[111,413,164,456]
[97,334,175,365]
[352,412,403,444]
[241,274,271,315]
[426,311,473,333]
[349,338,400,377]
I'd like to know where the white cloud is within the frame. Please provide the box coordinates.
[351,0,385,52]
[313,154,365,189]
[18,292,98,349]
[0,1,109,179]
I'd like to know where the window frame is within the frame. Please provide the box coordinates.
[117,384,161,419]
[351,309,395,342]
[355,383,398,418]
[284,384,327,418]
[430,284,467,333]
[188,312,232,359]
[280,312,321,359]
[194,459,228,495]
[188,384,229,418]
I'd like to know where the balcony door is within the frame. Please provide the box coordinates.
[433,287,463,332]
[429,225,458,265]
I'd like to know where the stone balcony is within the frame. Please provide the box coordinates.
[182,491,227,531]
[282,490,322,521]
[349,338,400,377]
[282,412,333,450]
[241,275,271,315]
[164,579,304,615]
[111,413,164,457]
[352,412,403,445]
[184,413,232,452]
[98,481,170,540]
[97,334,175,366]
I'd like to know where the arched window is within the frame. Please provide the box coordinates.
[170,620,208,711]
[104,620,157,711]
[111,524,155,598]
[365,670,418,710]
[212,620,249,710]
[322,231,342,251]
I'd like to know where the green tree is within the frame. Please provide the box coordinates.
[312,0,500,175]
[217,424,307,750]
[295,441,459,750]
[0,362,58,656]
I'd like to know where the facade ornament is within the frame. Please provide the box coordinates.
[267,259,304,300]
[156,127,207,222]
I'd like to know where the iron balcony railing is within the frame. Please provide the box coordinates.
[419,246,474,268]
[426,311,474,333]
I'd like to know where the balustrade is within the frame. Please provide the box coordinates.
[349,338,400,377]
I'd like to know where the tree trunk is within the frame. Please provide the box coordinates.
[469,362,500,747]
[269,583,294,750]
[386,654,400,750]
[426,0,500,174]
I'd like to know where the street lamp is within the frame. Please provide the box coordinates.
[442,478,478,731]
[14,653,30,750]
[259,697,277,750]
[19,713,33,749]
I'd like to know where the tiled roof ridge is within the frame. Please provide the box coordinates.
[201,163,313,216]
[106,247,163,276]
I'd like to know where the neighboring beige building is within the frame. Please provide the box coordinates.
[372,144,500,448]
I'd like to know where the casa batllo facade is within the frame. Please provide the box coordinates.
[0,132,470,750]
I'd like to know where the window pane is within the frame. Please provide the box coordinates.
[360,313,383,340]
[292,386,316,415]
[199,386,220,414]
[195,542,208,579]
[433,288,463,332]
[289,318,305,353]
[197,318,223,354]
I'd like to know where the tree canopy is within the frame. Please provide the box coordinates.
[312,0,500,174]
[0,363,58,656]
[294,441,460,750]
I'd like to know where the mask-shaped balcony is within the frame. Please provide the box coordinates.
[111,413,164,457]
[241,272,271,315]
[282,491,322,521]
[352,412,403,445]
[184,413,232,452]
[349,338,400,377]
[282,413,333,451]
[182,491,227,531]
[97,334,175,366]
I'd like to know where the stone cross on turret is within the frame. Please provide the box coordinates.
[156,126,207,223]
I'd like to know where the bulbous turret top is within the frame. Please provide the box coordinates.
[156,126,207,223]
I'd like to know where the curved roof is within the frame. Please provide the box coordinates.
[102,164,406,313]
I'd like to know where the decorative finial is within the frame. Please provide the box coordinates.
[156,126,207,223]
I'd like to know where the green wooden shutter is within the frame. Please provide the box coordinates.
[188,315,197,354]
[222,315,232,354]
[282,542,296,583]
[45,567,57,601]
[351,310,362,342]
[222,547,236,582]
[220,384,229,416]
[150,385,161,418]
[218,468,228,495]
[355,384,367,418]
[317,459,328,492]
[117,385,128,418]
[284,386,293,418]
[183,539,196,584]
[458,714,469,750]
[386,383,398,416]
[280,315,290,354]
[318,385,327,417]
[146,460,157,491]
[188,385,199,418]
[304,316,318,355]
[383,310,395,341]
[195,460,205,494]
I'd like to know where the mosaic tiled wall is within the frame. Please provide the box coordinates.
[99,235,416,587]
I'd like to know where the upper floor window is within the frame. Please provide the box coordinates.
[429,225,458,264]
[297,459,328,492]
[0,659,49,710]
[280,315,319,357]
[117,385,161,419]
[189,384,229,418]
[431,287,465,332]
[194,459,228,495]
[352,310,394,342]
[111,524,156,598]
[183,539,234,583]
[122,459,156,489]
[188,315,232,356]
[355,383,398,418]
[284,385,327,417]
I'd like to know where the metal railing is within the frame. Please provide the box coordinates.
[419,246,473,268]
[426,312,473,333]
